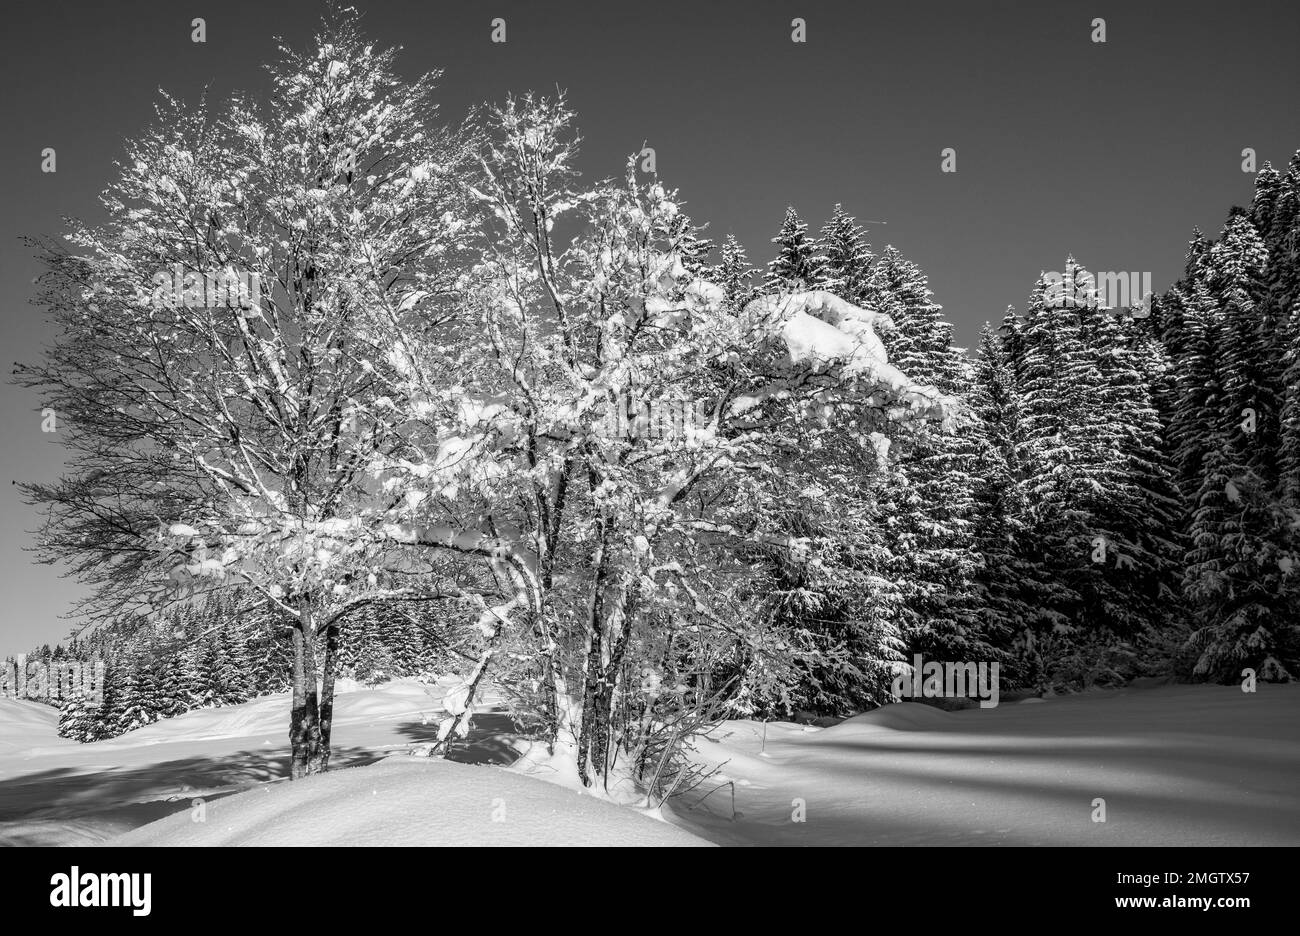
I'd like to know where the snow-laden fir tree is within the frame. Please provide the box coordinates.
[765,207,827,291]
[969,320,1036,661]
[1270,157,1300,575]
[866,246,987,661]
[1178,207,1298,680]
[713,233,755,308]
[818,204,875,306]
[56,693,99,743]
[659,211,714,278]
[991,258,1184,687]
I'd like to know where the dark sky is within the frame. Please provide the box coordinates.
[1,0,1297,654]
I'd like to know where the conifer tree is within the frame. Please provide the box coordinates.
[765,207,826,291]
[158,646,199,718]
[818,205,875,305]
[57,693,98,742]
[1181,210,1296,679]
[109,660,146,735]
[867,246,985,660]
[969,322,1035,663]
[714,233,755,307]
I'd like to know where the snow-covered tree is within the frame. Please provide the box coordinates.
[659,211,713,278]
[860,246,986,661]
[969,320,1034,656]
[18,13,488,776]
[17,17,956,782]
[57,693,99,743]
[765,207,827,291]
[713,234,755,308]
[385,95,959,789]
[1177,208,1298,680]
[819,204,875,306]
[980,258,1186,688]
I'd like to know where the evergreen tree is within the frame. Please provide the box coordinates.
[970,321,1036,666]
[1214,212,1281,487]
[114,659,153,734]
[991,259,1183,685]
[1082,310,1184,634]
[379,605,423,675]
[1181,211,1295,679]
[341,609,395,684]
[57,693,98,743]
[866,245,986,661]
[744,401,908,715]
[1267,156,1300,512]
[157,646,198,718]
[714,233,755,307]
[201,624,252,705]
[250,624,293,695]
[92,659,130,737]
[658,210,713,278]
[818,205,875,305]
[764,207,826,291]
[1011,264,1097,638]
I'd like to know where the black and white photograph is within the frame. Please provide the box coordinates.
[0,0,1296,904]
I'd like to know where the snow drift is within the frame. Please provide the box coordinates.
[112,756,712,847]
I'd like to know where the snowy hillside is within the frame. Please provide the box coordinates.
[3,680,1296,846]
[0,699,74,755]
[114,756,711,847]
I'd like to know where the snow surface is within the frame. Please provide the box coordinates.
[1,680,1296,846]
[678,684,1300,846]
[113,756,710,847]
[0,678,480,846]
[0,698,73,756]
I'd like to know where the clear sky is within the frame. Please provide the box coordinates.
[2,0,1297,655]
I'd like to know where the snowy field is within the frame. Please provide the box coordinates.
[678,684,1300,845]
[1,679,1296,846]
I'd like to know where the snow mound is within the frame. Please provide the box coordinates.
[111,756,713,847]
[826,702,957,732]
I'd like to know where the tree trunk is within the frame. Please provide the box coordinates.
[593,615,633,786]
[578,535,640,788]
[288,598,327,779]
[316,620,340,772]
[576,520,612,785]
